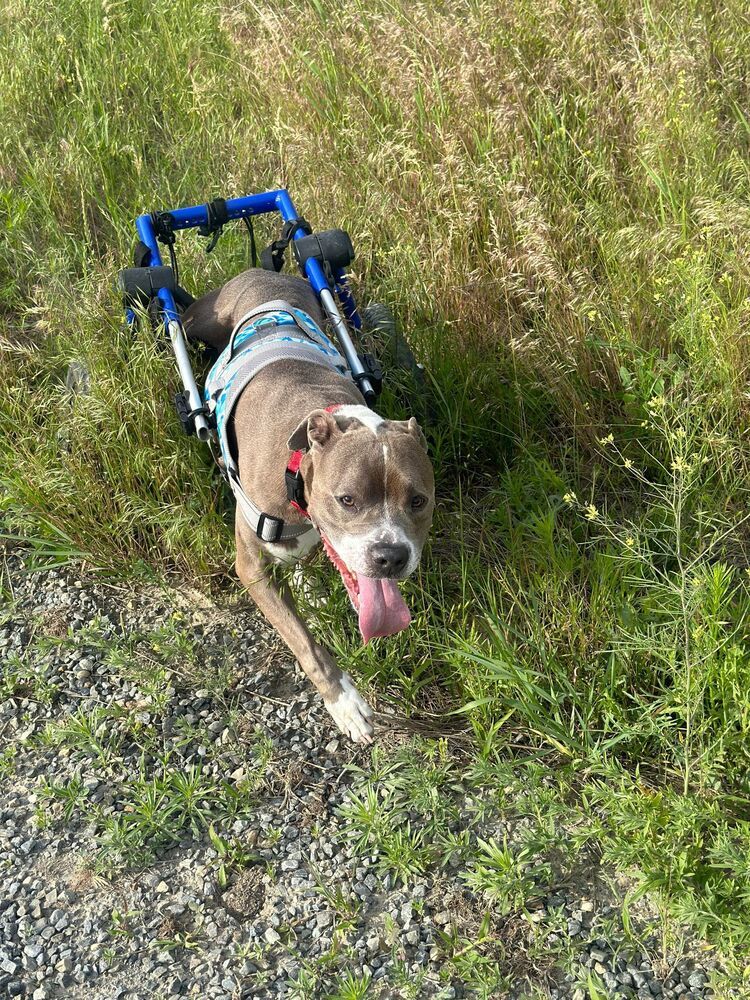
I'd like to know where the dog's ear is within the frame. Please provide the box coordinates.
[287,410,342,452]
[389,416,427,450]
[407,417,427,450]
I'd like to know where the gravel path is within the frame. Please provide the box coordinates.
[0,546,727,999]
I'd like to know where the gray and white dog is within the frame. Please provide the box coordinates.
[183,270,435,743]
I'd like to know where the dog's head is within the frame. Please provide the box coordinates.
[288,405,435,642]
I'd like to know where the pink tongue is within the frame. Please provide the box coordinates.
[357,576,412,643]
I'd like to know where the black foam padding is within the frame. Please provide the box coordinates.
[292,229,354,271]
[118,265,176,301]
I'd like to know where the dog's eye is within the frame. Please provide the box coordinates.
[338,495,356,509]
[411,494,427,511]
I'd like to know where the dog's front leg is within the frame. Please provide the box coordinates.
[235,530,374,743]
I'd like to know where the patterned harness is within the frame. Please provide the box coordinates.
[203,299,352,543]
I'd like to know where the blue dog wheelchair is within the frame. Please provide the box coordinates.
[117,189,421,446]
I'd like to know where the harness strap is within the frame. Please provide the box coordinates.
[228,403,342,543]
[284,405,341,519]
[227,299,313,358]
[206,296,346,543]
[199,197,230,254]
[260,217,311,273]
[228,468,313,543]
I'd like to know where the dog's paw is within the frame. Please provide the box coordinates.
[325,673,374,744]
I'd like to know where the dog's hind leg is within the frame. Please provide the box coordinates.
[182,289,233,352]
[235,530,374,743]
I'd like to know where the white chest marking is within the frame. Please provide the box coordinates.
[261,526,321,564]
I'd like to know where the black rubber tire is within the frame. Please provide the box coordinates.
[361,302,434,425]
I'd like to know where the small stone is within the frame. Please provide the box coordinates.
[366,934,381,953]
[264,928,280,946]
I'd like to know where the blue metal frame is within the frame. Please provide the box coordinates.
[133,188,363,328]
[129,189,373,434]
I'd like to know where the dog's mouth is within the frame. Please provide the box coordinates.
[320,534,411,643]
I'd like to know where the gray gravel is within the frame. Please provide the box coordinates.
[0,545,727,998]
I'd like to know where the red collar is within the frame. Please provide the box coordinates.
[285,405,341,518]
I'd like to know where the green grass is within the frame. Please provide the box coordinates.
[2,0,750,972]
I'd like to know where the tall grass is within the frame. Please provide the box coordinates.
[2,0,750,955]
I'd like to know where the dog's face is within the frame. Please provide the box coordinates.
[288,405,435,641]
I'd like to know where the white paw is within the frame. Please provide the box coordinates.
[325,673,374,744]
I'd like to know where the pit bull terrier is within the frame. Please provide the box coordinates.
[182,270,435,743]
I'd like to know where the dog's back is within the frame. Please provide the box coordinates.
[183,270,326,352]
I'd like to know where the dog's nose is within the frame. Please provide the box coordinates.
[369,542,409,576]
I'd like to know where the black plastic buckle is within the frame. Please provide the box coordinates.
[358,352,383,397]
[256,512,284,543]
[285,468,307,509]
[151,210,176,246]
[199,198,230,253]
[260,217,312,273]
[174,391,208,437]
[174,391,194,435]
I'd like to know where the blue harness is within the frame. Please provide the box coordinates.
[203,299,352,542]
